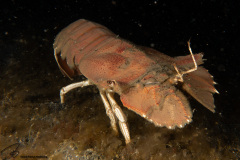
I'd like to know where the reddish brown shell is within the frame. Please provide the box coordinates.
[54,19,217,128]
[120,83,192,128]
[54,19,156,88]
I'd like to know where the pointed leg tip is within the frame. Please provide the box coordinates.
[125,139,131,144]
[60,99,65,104]
[112,127,119,135]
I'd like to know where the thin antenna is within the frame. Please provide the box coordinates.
[181,40,198,74]
[173,40,198,83]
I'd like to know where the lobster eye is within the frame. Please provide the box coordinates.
[107,80,115,84]
[107,80,116,88]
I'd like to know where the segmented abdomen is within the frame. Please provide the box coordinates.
[54,19,154,84]
[54,19,120,70]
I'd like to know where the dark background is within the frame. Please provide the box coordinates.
[1,0,239,126]
[0,0,239,158]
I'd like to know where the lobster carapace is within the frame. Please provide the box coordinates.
[53,19,218,144]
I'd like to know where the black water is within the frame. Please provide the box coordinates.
[0,1,239,159]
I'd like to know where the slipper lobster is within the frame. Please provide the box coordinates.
[53,19,218,144]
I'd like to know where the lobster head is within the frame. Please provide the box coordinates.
[120,71,193,129]
[119,52,217,129]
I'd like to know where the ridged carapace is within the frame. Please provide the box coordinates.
[53,19,218,144]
